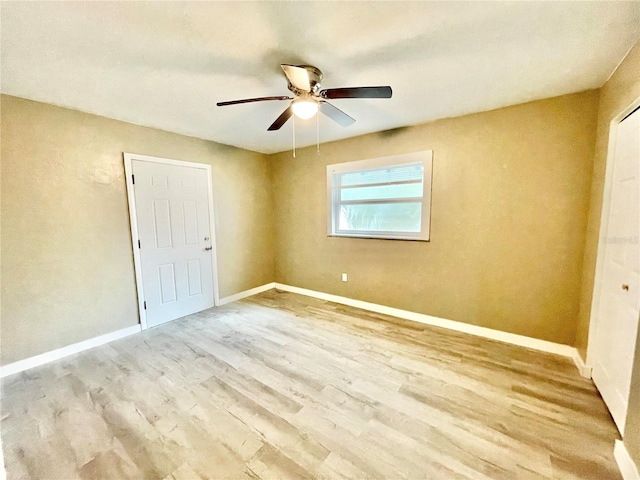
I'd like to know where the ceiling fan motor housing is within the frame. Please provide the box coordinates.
[286,65,323,95]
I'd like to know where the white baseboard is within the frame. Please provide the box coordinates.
[572,350,593,378]
[219,282,276,306]
[274,283,577,358]
[0,324,142,379]
[615,440,640,480]
[1,282,276,380]
[0,282,583,379]
[0,437,5,480]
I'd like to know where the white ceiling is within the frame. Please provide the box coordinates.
[2,2,639,154]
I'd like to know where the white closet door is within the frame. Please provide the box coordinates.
[592,108,640,434]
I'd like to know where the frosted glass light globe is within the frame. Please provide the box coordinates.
[291,100,318,119]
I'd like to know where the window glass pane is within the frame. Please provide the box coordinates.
[338,203,422,233]
[337,162,423,187]
[340,182,423,201]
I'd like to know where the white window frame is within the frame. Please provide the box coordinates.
[326,150,433,241]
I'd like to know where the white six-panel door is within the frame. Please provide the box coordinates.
[592,107,640,434]
[126,155,217,328]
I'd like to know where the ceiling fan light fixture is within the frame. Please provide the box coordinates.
[291,99,318,120]
[217,64,392,131]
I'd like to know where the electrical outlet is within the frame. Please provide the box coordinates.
[342,273,348,282]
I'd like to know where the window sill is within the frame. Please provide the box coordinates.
[327,234,430,242]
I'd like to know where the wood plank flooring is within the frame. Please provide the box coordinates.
[1,289,622,479]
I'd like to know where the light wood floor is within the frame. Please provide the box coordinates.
[1,290,621,479]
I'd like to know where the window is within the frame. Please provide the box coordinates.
[327,151,433,241]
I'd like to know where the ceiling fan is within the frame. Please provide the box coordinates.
[216,64,392,131]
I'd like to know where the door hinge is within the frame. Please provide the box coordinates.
[131,174,135,184]
[138,239,141,249]
[144,301,147,310]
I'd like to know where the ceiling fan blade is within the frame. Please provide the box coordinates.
[320,86,392,99]
[268,106,293,131]
[320,101,355,127]
[281,64,311,91]
[217,96,291,107]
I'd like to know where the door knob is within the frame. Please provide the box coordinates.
[204,246,212,251]
[622,284,629,291]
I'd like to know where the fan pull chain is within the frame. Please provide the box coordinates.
[316,111,320,155]
[292,114,296,158]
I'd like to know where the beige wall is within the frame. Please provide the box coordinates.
[572,41,640,470]
[0,95,274,365]
[271,90,599,346]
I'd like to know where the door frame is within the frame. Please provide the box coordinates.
[123,152,220,330]
[586,94,640,414]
